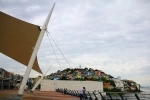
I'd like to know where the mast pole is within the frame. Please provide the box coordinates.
[18,3,55,96]
[31,65,52,92]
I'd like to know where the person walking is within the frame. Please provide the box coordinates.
[80,87,86,100]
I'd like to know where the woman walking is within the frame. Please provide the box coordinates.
[80,87,86,100]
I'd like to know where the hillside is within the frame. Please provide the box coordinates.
[45,68,140,92]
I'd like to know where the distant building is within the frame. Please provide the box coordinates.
[136,84,140,91]
[113,76,124,91]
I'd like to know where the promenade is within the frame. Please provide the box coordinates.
[0,89,79,100]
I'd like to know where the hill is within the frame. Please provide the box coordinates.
[45,68,140,92]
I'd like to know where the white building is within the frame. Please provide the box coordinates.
[41,80,103,92]
[113,76,125,91]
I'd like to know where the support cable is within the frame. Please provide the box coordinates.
[46,32,70,89]
[46,31,85,90]
[46,32,72,69]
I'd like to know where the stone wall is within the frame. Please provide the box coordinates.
[41,80,103,92]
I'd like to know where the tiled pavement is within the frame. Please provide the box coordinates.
[0,89,79,100]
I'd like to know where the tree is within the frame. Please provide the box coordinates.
[101,77,107,82]
[108,74,114,79]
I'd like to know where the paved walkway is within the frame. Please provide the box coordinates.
[0,89,79,100]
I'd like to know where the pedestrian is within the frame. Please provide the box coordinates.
[80,87,86,100]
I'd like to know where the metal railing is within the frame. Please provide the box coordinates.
[56,88,150,100]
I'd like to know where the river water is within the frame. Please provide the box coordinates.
[116,87,150,100]
[93,87,150,100]
[141,87,150,93]
[140,87,150,100]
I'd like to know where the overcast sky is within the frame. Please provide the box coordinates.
[0,0,150,86]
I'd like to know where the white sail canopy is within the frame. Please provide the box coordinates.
[0,11,42,74]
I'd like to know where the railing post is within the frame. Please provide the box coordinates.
[77,91,80,96]
[73,90,75,96]
[99,92,105,100]
[74,90,77,96]
[107,93,113,100]
[1,79,3,89]
[119,93,125,100]
[71,90,73,95]
[135,94,140,100]
[93,92,98,100]
[68,90,71,95]
[84,92,88,99]
[87,91,93,100]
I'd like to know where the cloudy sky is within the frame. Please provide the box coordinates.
[0,0,150,86]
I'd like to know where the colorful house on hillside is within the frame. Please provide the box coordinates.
[105,75,110,80]
[130,85,137,91]
[6,72,14,79]
[88,71,94,76]
[68,74,73,79]
[94,70,100,76]
[13,74,23,81]
[83,70,88,75]
[0,68,7,78]
[87,75,91,80]
[77,74,81,79]
[103,83,113,90]
[100,72,106,77]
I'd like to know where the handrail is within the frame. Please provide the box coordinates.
[99,92,105,100]
[55,89,150,100]
[135,94,140,100]
[119,93,125,100]
[93,92,98,100]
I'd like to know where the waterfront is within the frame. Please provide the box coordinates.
[140,87,150,100]
[141,87,150,93]
[91,87,150,100]
[0,88,149,100]
[107,87,150,100]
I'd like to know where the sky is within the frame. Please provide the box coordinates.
[0,0,150,86]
